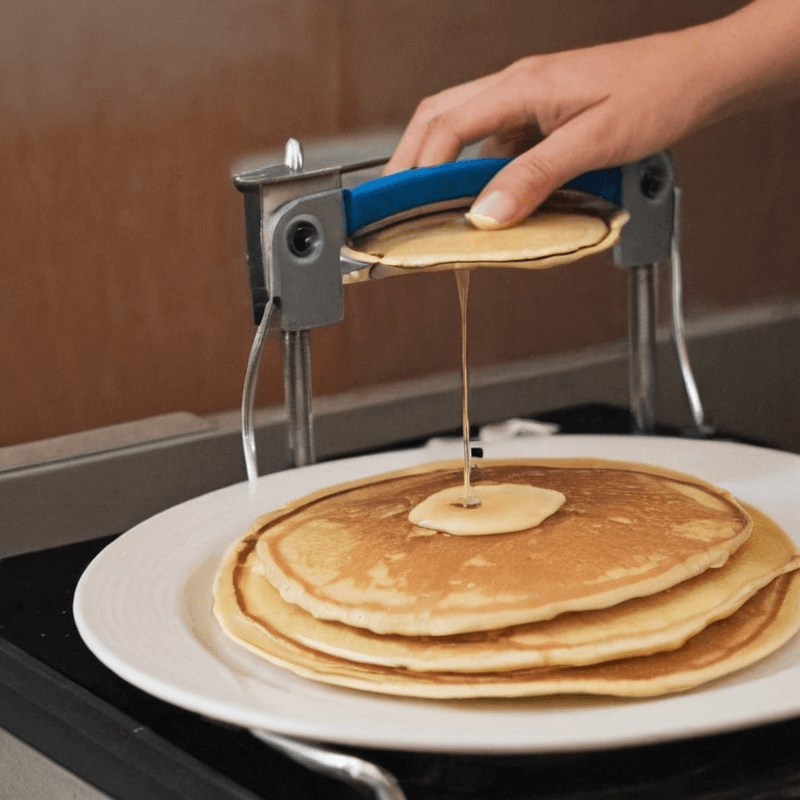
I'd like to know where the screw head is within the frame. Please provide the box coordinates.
[640,169,665,200]
[287,220,320,259]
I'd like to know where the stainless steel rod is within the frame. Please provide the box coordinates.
[241,297,277,484]
[628,264,658,433]
[669,187,708,431]
[251,729,408,800]
[282,329,315,466]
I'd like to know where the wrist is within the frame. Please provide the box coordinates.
[693,0,800,123]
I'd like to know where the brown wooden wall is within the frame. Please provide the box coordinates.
[4,0,797,447]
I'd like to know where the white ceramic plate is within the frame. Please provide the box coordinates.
[74,435,800,754]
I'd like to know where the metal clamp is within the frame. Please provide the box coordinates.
[613,152,675,434]
[612,152,707,434]
[234,142,706,473]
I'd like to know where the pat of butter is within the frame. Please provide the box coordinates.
[409,483,565,536]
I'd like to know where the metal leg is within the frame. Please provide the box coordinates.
[669,187,712,435]
[251,729,408,800]
[240,297,277,484]
[282,330,316,467]
[628,264,658,434]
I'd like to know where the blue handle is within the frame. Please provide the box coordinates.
[342,158,622,236]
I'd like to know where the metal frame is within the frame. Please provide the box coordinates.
[234,142,698,469]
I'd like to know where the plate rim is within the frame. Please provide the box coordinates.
[73,434,800,754]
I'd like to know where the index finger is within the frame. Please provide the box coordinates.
[385,71,507,174]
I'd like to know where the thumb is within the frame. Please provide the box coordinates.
[466,124,602,229]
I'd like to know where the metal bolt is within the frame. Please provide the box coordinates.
[640,168,664,200]
[287,219,320,259]
[284,138,304,172]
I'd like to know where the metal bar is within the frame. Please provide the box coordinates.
[282,330,315,466]
[669,187,710,433]
[251,730,407,800]
[241,297,276,484]
[628,264,658,433]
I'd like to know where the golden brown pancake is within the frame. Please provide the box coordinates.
[252,459,752,636]
[341,190,628,281]
[214,552,800,699]
[215,505,800,674]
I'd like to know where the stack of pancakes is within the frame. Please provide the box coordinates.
[213,458,800,699]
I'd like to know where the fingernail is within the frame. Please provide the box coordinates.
[466,190,518,229]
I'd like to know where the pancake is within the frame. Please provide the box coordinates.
[252,459,752,636]
[341,190,628,281]
[215,505,800,674]
[213,552,800,699]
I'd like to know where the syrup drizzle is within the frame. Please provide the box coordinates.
[456,269,481,509]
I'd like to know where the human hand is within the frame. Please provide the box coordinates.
[385,21,740,228]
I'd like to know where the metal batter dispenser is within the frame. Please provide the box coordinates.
[233,140,704,476]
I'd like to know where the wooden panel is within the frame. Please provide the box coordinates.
[1,1,342,444]
[2,0,798,447]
